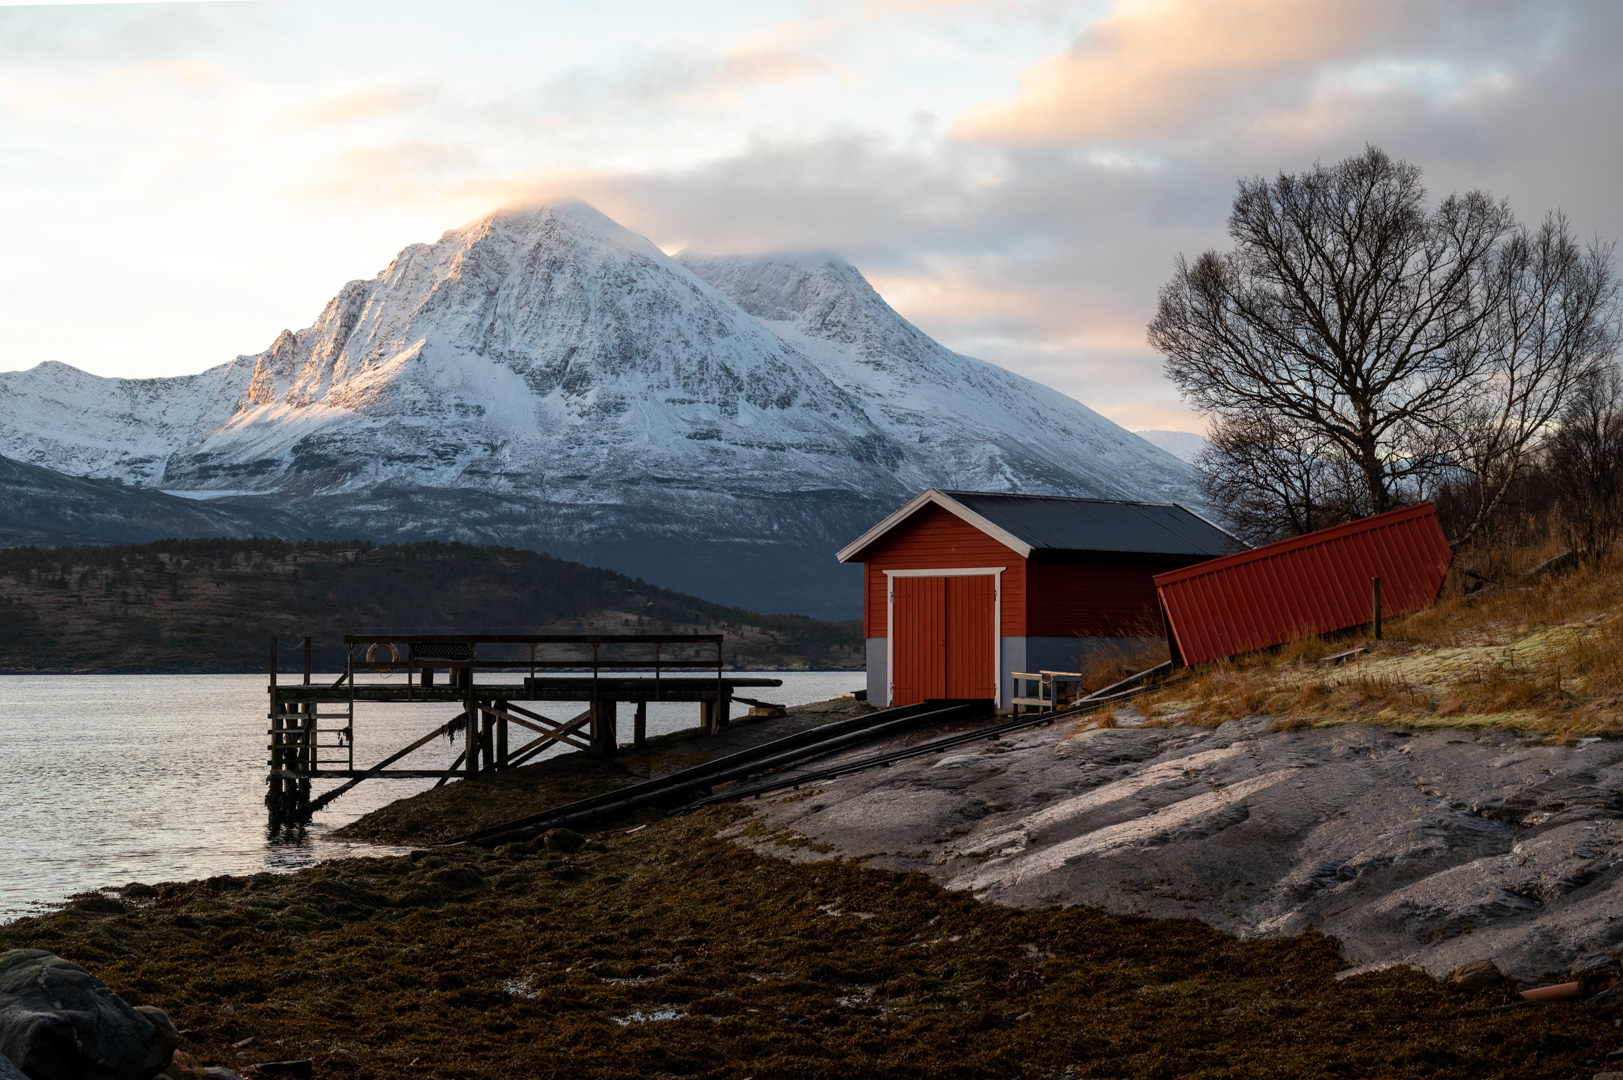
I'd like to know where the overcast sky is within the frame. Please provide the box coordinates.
[1,0,1619,432]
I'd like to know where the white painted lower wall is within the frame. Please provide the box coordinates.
[865,638,887,706]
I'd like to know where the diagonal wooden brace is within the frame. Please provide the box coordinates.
[502,707,594,764]
[302,711,467,814]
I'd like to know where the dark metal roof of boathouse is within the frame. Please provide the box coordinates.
[944,491,1241,557]
[835,488,1244,563]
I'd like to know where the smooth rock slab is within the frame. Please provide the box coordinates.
[0,949,176,1080]
[738,718,1623,983]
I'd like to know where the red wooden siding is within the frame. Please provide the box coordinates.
[892,573,997,705]
[1154,503,1453,665]
[892,576,946,704]
[860,503,1025,638]
[1025,556,1202,638]
[944,575,998,699]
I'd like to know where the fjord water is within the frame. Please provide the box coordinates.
[0,671,863,922]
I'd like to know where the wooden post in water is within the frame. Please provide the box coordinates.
[297,700,312,809]
[496,699,509,769]
[634,700,647,749]
[714,639,728,732]
[298,635,313,809]
[590,698,617,759]
[268,636,283,813]
[464,641,478,778]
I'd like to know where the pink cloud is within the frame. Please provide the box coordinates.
[953,0,1411,143]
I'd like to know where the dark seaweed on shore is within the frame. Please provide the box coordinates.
[2,794,1613,1080]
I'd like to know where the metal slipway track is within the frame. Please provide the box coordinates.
[679,671,1166,810]
[453,700,980,847]
[454,662,1171,848]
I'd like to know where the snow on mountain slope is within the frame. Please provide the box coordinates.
[155,201,905,502]
[1135,429,1211,465]
[0,360,252,484]
[0,201,1206,613]
[677,252,1202,504]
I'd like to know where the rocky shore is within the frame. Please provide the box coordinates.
[746,714,1623,986]
[2,701,1621,1078]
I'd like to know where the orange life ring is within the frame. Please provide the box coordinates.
[365,641,400,674]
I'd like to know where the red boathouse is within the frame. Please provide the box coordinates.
[836,489,1242,708]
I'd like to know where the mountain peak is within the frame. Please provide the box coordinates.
[449,198,667,263]
[0,200,1205,614]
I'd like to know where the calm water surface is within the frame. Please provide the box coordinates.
[0,671,863,922]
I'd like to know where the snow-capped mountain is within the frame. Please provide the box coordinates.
[680,251,1196,501]
[1135,429,1211,465]
[0,201,1202,616]
[0,360,250,485]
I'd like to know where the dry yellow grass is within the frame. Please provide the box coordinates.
[1140,547,1623,740]
[1076,632,1171,693]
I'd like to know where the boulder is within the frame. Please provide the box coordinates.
[1574,952,1621,987]
[0,1049,27,1080]
[1446,958,1503,992]
[0,949,176,1080]
[545,828,584,854]
[136,1007,180,1075]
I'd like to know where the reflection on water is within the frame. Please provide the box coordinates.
[0,671,861,922]
[265,820,312,847]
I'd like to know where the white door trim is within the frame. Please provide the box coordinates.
[884,567,1007,578]
[884,567,1004,706]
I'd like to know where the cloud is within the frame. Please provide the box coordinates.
[1,0,1618,441]
[286,84,439,130]
[950,0,1543,145]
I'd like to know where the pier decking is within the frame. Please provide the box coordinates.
[266,632,781,820]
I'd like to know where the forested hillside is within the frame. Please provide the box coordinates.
[0,539,862,672]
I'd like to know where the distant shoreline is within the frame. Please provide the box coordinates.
[0,539,865,673]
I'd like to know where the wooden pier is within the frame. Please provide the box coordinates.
[266,632,782,820]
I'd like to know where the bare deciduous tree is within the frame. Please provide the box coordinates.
[1545,362,1623,557]
[1196,412,1363,544]
[1439,215,1621,538]
[1150,146,1618,544]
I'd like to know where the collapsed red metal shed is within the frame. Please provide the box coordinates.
[1153,503,1453,666]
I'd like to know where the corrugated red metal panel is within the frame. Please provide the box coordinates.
[1154,504,1453,665]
